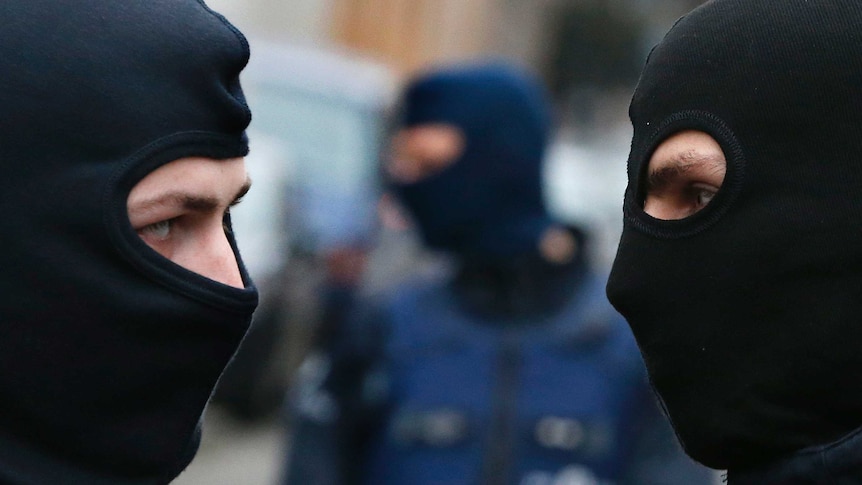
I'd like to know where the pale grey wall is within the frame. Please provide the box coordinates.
[206,0,335,43]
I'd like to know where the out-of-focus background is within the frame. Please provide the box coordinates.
[173,1,708,483]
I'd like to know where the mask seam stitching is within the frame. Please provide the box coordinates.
[623,110,746,239]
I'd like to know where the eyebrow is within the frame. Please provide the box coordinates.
[646,152,725,190]
[231,177,252,206]
[129,177,252,216]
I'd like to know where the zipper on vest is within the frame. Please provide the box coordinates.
[482,331,521,485]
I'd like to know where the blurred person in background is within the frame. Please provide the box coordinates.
[0,1,258,483]
[606,1,862,483]
[282,62,711,485]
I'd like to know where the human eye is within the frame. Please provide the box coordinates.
[691,184,718,211]
[138,219,173,242]
[643,172,722,220]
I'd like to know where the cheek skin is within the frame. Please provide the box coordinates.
[644,194,690,220]
[171,220,243,288]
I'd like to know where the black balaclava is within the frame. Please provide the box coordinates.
[0,1,256,483]
[392,63,554,261]
[606,0,862,471]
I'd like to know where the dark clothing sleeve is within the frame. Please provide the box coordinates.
[282,302,389,485]
[282,416,342,485]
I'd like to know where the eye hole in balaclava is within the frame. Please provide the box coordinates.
[387,124,466,184]
[641,130,727,220]
[126,156,251,289]
[624,111,746,239]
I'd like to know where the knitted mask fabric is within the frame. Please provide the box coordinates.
[607,0,862,470]
[0,1,257,482]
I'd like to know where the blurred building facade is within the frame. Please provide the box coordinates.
[209,0,702,76]
[209,0,704,133]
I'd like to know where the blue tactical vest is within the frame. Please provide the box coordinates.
[361,272,649,485]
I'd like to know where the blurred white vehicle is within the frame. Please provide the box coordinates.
[233,40,397,275]
[217,40,397,420]
[544,125,632,271]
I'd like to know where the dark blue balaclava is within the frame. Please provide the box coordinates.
[392,63,554,260]
[0,1,256,483]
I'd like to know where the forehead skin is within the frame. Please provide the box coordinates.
[649,131,726,183]
[127,157,249,221]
